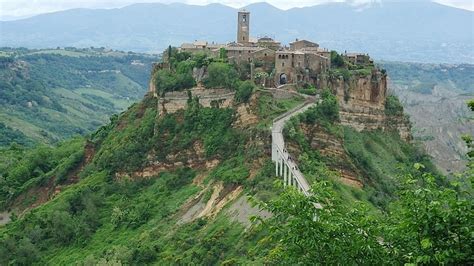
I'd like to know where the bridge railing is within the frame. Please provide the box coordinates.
[273,138,311,197]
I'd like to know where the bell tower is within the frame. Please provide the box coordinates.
[237,10,250,44]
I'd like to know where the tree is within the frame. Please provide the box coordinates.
[330,51,345,68]
[203,62,239,90]
[219,48,227,61]
[385,164,473,264]
[254,182,389,264]
[235,80,254,103]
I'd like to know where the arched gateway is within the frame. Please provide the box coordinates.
[279,73,287,85]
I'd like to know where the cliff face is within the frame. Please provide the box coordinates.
[318,70,412,141]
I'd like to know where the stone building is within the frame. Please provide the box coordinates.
[171,10,371,87]
[344,52,372,65]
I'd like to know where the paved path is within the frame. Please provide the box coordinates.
[271,95,317,196]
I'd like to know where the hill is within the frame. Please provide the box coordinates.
[2,50,470,264]
[380,62,474,173]
[0,48,157,146]
[1,1,473,63]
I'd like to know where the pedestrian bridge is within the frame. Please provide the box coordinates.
[271,100,315,196]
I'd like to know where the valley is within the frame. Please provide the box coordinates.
[0,47,157,146]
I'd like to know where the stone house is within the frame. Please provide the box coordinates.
[344,53,372,65]
[169,10,372,88]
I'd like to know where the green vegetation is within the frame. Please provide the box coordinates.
[343,128,436,207]
[0,123,33,147]
[297,84,317,96]
[1,49,472,264]
[256,98,472,264]
[235,80,255,103]
[154,68,195,94]
[203,62,239,89]
[330,50,345,68]
[256,166,472,264]
[153,50,257,103]
[0,138,85,209]
[0,89,252,264]
[0,48,156,146]
[385,94,405,115]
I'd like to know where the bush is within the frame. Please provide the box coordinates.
[297,84,317,96]
[300,89,339,125]
[210,156,249,185]
[154,69,195,94]
[203,62,239,90]
[385,95,404,116]
[330,51,345,68]
[235,81,254,103]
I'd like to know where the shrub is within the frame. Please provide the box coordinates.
[154,69,195,94]
[330,51,345,68]
[203,62,239,90]
[235,80,254,103]
[385,95,404,116]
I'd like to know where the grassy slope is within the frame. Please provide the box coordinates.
[0,91,302,264]
[0,90,437,264]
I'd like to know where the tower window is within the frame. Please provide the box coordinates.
[243,15,246,22]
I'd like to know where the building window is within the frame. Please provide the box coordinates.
[264,53,267,56]
[297,62,300,67]
[243,15,246,22]
[292,62,294,67]
[239,51,241,54]
[282,62,284,67]
[243,37,245,41]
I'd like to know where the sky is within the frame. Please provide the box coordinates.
[0,0,472,20]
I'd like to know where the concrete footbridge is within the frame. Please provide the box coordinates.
[271,95,316,196]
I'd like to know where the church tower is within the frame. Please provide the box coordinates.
[237,10,250,44]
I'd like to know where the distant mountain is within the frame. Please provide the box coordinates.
[1,1,473,63]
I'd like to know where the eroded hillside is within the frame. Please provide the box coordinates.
[2,51,468,264]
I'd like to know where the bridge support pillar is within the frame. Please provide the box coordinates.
[274,160,279,176]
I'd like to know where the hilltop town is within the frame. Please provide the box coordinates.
[148,10,408,140]
[162,10,373,87]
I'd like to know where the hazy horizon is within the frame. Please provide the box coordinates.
[1,0,472,21]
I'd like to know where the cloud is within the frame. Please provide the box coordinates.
[0,0,472,20]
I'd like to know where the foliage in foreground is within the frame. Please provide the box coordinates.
[256,166,473,265]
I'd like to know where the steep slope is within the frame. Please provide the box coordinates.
[0,81,434,264]
[381,62,474,173]
[0,48,157,145]
[1,1,472,63]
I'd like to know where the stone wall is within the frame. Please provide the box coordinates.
[157,87,235,115]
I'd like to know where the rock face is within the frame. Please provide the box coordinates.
[319,70,412,141]
[298,124,363,188]
[157,87,235,115]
